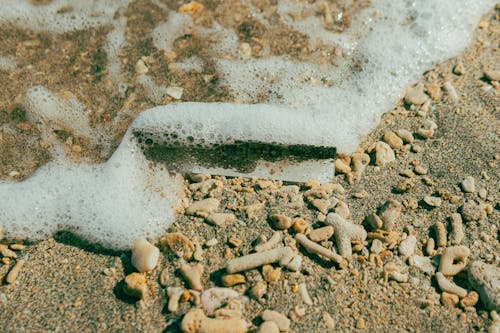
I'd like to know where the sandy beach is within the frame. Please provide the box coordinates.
[0,1,499,332]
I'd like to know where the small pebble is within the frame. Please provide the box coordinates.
[270,214,292,230]
[258,321,280,333]
[396,129,414,144]
[370,141,395,166]
[131,238,160,273]
[309,226,334,242]
[123,272,148,300]
[414,165,427,175]
[383,131,404,149]
[405,84,429,105]
[6,259,25,284]
[441,292,459,307]
[424,196,442,207]
[461,176,476,193]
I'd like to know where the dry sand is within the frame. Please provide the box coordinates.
[0,2,499,332]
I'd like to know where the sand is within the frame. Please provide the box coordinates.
[0,2,499,333]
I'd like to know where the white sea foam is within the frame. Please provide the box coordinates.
[0,0,495,248]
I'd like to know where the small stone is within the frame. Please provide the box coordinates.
[416,119,438,139]
[478,188,487,199]
[309,226,334,242]
[461,201,487,222]
[186,198,220,217]
[221,274,246,287]
[6,259,24,284]
[123,272,148,300]
[262,265,281,283]
[396,129,414,144]
[334,201,350,219]
[399,169,415,178]
[394,179,415,193]
[351,153,370,178]
[261,310,290,332]
[398,235,417,258]
[378,200,402,231]
[250,281,267,301]
[356,317,366,330]
[426,83,442,100]
[383,131,404,149]
[335,159,351,174]
[460,291,479,308]
[258,321,280,333]
[180,262,204,291]
[424,196,442,207]
[414,165,427,175]
[441,292,459,307]
[439,246,470,276]
[292,218,310,234]
[461,176,476,193]
[353,190,369,198]
[370,239,384,254]
[453,62,465,75]
[468,261,500,311]
[405,84,429,105]
[160,233,195,260]
[270,214,292,230]
[308,198,331,214]
[206,213,236,226]
[9,244,25,251]
[131,238,160,273]
[165,86,184,100]
[413,255,435,274]
[369,141,395,166]
[135,59,148,74]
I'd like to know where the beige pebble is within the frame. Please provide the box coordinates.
[297,283,313,306]
[181,308,248,333]
[460,291,479,308]
[351,153,370,178]
[292,219,310,234]
[295,233,344,267]
[416,119,437,139]
[186,198,220,217]
[258,321,280,333]
[424,196,442,207]
[369,141,395,166]
[255,231,282,252]
[206,213,236,226]
[262,265,281,283]
[135,59,148,74]
[180,262,204,291]
[426,237,436,256]
[441,292,459,307]
[308,198,331,214]
[335,159,351,174]
[9,244,25,251]
[123,272,148,300]
[167,287,184,312]
[200,288,240,314]
[131,238,160,273]
[160,233,195,260]
[396,129,414,144]
[426,83,442,100]
[221,274,246,287]
[251,281,267,301]
[270,214,292,230]
[399,169,415,178]
[325,213,367,258]
[461,176,476,193]
[414,165,427,175]
[370,239,384,254]
[6,259,25,284]
[435,222,447,248]
[308,226,334,242]
[190,173,211,183]
[1,247,17,258]
[261,310,290,332]
[378,200,401,231]
[383,131,403,149]
[165,86,183,100]
[443,81,459,101]
[405,84,429,105]
[436,272,467,298]
[413,255,435,274]
[334,201,350,219]
[398,235,417,258]
[439,246,470,276]
[226,247,294,273]
[449,213,464,245]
